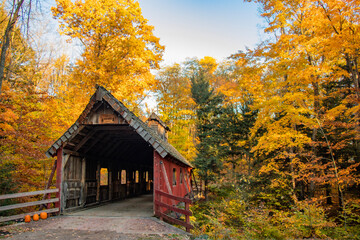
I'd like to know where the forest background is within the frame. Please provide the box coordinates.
[0,0,360,239]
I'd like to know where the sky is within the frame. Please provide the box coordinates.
[137,0,263,66]
[41,0,263,66]
[33,0,263,110]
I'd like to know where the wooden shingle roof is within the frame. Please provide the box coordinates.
[45,85,193,168]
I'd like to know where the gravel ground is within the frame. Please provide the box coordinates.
[0,216,191,240]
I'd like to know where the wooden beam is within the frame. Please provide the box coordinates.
[154,200,192,216]
[77,132,87,137]
[93,125,129,131]
[0,189,59,200]
[63,149,81,156]
[102,140,125,158]
[103,137,143,141]
[155,190,192,204]
[160,161,173,195]
[84,133,109,154]
[74,130,97,151]
[107,142,134,159]
[0,198,59,211]
[157,212,194,231]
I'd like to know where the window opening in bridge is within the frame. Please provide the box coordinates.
[100,168,108,186]
[180,168,183,184]
[146,171,148,182]
[135,170,139,183]
[121,170,126,184]
[173,168,177,186]
[117,171,120,180]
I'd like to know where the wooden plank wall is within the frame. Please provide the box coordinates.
[63,155,82,208]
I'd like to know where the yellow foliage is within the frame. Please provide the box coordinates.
[199,56,218,74]
[52,0,164,107]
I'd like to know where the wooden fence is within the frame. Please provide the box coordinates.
[0,189,59,223]
[154,189,193,232]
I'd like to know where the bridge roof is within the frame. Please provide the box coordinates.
[45,85,193,168]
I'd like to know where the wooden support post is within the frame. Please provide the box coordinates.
[183,172,190,194]
[191,170,199,193]
[185,201,190,232]
[109,171,112,201]
[80,158,86,206]
[55,148,63,212]
[153,151,160,217]
[96,162,100,203]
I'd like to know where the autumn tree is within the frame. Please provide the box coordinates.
[0,0,39,94]
[0,7,74,198]
[155,63,196,160]
[0,30,55,196]
[52,0,164,108]
[230,0,360,212]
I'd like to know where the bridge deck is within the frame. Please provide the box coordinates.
[67,194,153,217]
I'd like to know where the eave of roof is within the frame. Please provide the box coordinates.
[45,86,193,168]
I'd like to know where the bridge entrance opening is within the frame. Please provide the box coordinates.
[61,124,154,213]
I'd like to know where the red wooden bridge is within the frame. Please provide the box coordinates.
[0,86,200,233]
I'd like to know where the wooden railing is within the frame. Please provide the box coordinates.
[154,189,193,232]
[0,189,59,223]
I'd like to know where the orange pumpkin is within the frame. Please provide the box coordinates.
[33,214,39,221]
[24,215,31,223]
[40,212,47,220]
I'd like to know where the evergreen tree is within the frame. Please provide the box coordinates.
[191,70,224,200]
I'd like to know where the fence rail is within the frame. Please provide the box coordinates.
[154,189,193,232]
[0,188,59,223]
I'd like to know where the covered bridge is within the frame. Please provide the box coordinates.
[45,86,194,230]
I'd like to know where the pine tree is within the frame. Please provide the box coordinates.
[191,70,224,200]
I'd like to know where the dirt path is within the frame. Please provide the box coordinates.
[1,215,191,239]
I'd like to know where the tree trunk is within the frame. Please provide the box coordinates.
[0,0,25,94]
[232,157,236,183]
[289,146,298,203]
[345,54,360,153]
[204,179,208,201]
[326,184,332,205]
[310,80,320,198]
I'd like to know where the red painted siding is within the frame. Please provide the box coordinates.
[153,150,191,211]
